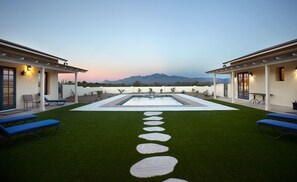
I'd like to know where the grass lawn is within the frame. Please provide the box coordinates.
[1,100,297,181]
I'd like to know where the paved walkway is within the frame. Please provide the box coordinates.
[0,103,75,118]
[216,97,296,114]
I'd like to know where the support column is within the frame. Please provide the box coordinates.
[40,67,45,111]
[213,73,217,99]
[265,65,270,111]
[231,71,235,103]
[75,72,78,103]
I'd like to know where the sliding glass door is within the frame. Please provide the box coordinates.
[0,66,16,111]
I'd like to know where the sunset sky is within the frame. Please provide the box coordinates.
[1,0,297,82]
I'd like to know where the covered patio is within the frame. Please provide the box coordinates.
[208,39,297,111]
[0,39,87,112]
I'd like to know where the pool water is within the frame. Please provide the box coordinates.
[122,96,183,106]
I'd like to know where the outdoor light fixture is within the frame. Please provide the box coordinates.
[249,72,253,77]
[295,66,297,72]
[21,65,32,76]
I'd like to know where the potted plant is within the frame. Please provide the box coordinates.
[293,101,297,110]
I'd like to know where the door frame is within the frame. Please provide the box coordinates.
[237,72,249,100]
[0,66,16,111]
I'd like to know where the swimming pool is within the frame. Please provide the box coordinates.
[72,94,237,111]
[121,95,183,106]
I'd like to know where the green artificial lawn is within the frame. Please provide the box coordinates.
[1,100,297,181]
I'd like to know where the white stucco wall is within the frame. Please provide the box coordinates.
[0,61,59,110]
[62,84,225,98]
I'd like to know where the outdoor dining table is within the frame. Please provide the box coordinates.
[249,93,273,105]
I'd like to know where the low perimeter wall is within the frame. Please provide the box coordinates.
[62,84,225,99]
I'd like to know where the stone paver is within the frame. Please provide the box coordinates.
[143,126,165,132]
[136,143,169,154]
[139,133,171,142]
[130,156,178,178]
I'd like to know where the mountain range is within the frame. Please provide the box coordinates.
[103,73,229,85]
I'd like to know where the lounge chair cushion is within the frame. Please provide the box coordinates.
[256,119,297,132]
[266,113,297,122]
[1,119,60,136]
[0,114,37,125]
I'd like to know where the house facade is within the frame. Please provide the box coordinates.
[207,39,297,110]
[0,39,87,112]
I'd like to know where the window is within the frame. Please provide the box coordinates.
[277,67,284,81]
[38,71,49,95]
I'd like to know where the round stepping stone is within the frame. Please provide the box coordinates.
[139,133,171,142]
[136,143,169,154]
[144,121,164,126]
[143,116,163,121]
[130,156,178,178]
[163,178,188,182]
[144,112,163,116]
[143,126,165,132]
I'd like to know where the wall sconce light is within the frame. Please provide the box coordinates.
[27,65,32,71]
[21,66,32,76]
[21,70,26,76]
[295,66,297,72]
[249,72,253,77]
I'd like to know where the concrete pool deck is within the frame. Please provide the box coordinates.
[72,94,237,111]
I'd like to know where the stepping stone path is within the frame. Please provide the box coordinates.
[130,111,188,181]
[136,143,169,154]
[143,126,165,132]
[144,121,164,126]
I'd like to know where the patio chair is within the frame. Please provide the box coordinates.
[0,119,61,140]
[44,97,66,106]
[0,114,37,125]
[23,94,36,109]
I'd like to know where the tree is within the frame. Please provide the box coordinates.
[171,87,176,93]
[118,89,125,94]
[133,81,142,86]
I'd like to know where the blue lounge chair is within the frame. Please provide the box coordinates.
[44,97,66,106]
[266,113,297,123]
[0,114,37,125]
[256,119,297,139]
[0,119,61,139]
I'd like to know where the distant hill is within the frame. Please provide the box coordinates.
[103,73,228,85]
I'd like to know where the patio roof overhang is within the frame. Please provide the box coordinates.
[0,39,87,73]
[206,39,297,74]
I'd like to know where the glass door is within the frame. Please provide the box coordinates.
[0,67,16,110]
[237,72,249,100]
